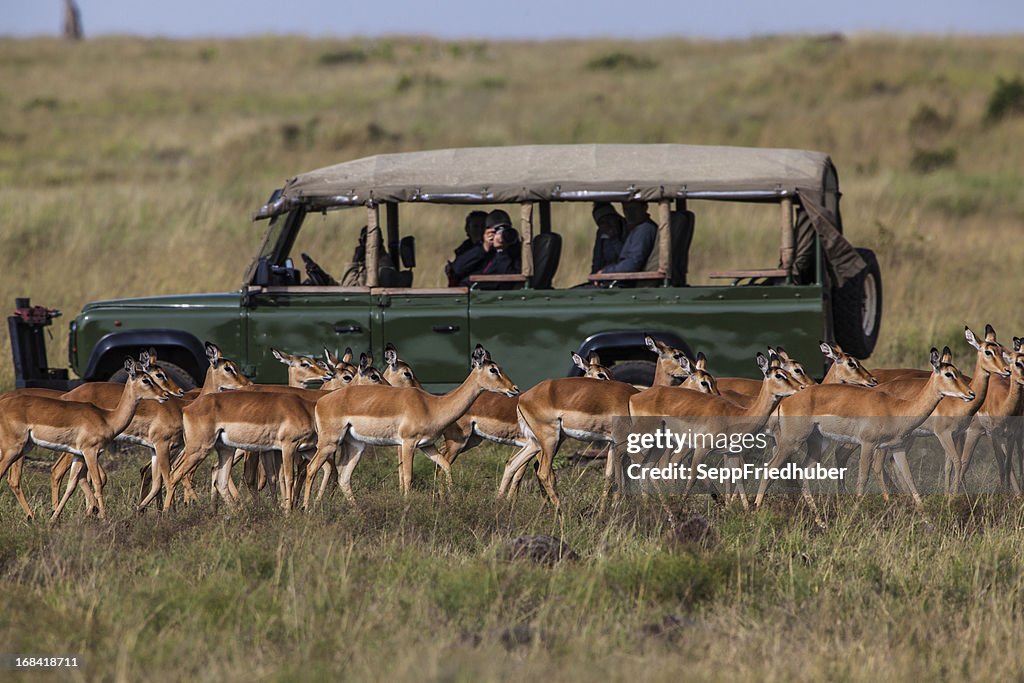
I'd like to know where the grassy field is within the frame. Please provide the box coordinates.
[2,34,1024,681]
[2,35,1024,386]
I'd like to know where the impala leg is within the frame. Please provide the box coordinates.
[212,446,238,510]
[302,439,337,509]
[534,429,565,509]
[398,440,418,495]
[508,454,534,497]
[50,453,73,511]
[888,448,921,505]
[755,435,799,508]
[420,444,453,494]
[441,423,472,467]
[337,439,365,504]
[855,442,878,497]
[833,443,856,493]
[957,426,984,495]
[80,448,106,519]
[138,442,172,512]
[7,459,34,520]
[165,439,215,511]
[242,451,260,498]
[314,458,336,502]
[683,447,716,498]
[498,439,540,499]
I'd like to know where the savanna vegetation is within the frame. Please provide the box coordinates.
[1,34,1024,681]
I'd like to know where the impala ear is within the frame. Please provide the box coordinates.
[695,352,707,370]
[384,347,398,367]
[756,352,770,376]
[138,349,152,370]
[571,352,587,371]
[774,346,791,361]
[271,348,288,364]
[359,353,371,370]
[341,347,354,364]
[819,341,836,360]
[677,355,692,374]
[587,351,601,365]
[941,346,953,364]
[125,358,137,378]
[205,341,221,366]
[323,347,339,367]
[985,323,997,342]
[644,335,658,353]
[964,327,981,351]
[472,344,490,367]
[929,348,942,371]
[1015,337,1023,353]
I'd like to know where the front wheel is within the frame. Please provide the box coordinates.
[110,360,198,391]
[610,360,655,388]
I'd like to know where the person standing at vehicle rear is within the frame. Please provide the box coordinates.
[595,201,658,275]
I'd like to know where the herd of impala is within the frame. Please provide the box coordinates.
[0,324,1022,524]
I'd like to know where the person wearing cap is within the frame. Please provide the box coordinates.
[590,202,625,274]
[594,201,658,276]
[448,209,521,288]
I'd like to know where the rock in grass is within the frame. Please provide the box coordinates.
[498,535,579,565]
[664,513,715,549]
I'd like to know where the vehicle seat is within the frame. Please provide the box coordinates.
[669,210,695,287]
[531,232,562,290]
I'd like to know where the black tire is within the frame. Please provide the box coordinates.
[832,247,882,358]
[110,360,198,391]
[610,360,656,387]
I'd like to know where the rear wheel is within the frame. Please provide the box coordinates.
[110,360,198,391]
[610,360,655,387]
[832,247,882,358]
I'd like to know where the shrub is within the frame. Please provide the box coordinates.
[984,76,1024,124]
[909,146,957,173]
[585,51,657,71]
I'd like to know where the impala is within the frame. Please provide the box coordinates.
[0,359,171,521]
[755,348,974,521]
[848,325,1008,498]
[957,338,1024,493]
[626,351,803,505]
[303,345,519,507]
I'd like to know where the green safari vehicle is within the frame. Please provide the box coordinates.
[13,144,882,392]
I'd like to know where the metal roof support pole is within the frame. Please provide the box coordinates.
[657,199,671,285]
[520,202,534,286]
[366,203,380,288]
[779,197,794,282]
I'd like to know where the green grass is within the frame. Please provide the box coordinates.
[3,445,1024,681]
[1,35,1024,387]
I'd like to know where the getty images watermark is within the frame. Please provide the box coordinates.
[623,426,847,487]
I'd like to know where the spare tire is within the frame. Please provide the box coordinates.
[831,247,882,358]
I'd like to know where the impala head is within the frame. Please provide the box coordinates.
[204,341,252,391]
[471,344,519,397]
[645,334,691,383]
[271,348,335,386]
[819,342,878,387]
[383,342,422,388]
[965,324,1010,378]
[572,351,612,380]
[1003,341,1024,386]
[124,358,173,403]
[679,352,720,395]
[356,353,389,386]
[757,351,803,399]
[929,347,975,402]
[771,346,814,387]
[137,348,186,397]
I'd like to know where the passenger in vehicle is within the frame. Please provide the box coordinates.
[590,202,625,274]
[594,201,658,275]
[340,225,398,287]
[447,209,521,288]
[446,210,488,286]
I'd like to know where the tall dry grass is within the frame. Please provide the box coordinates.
[1,35,1023,388]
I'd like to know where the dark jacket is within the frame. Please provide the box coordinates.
[602,219,657,274]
